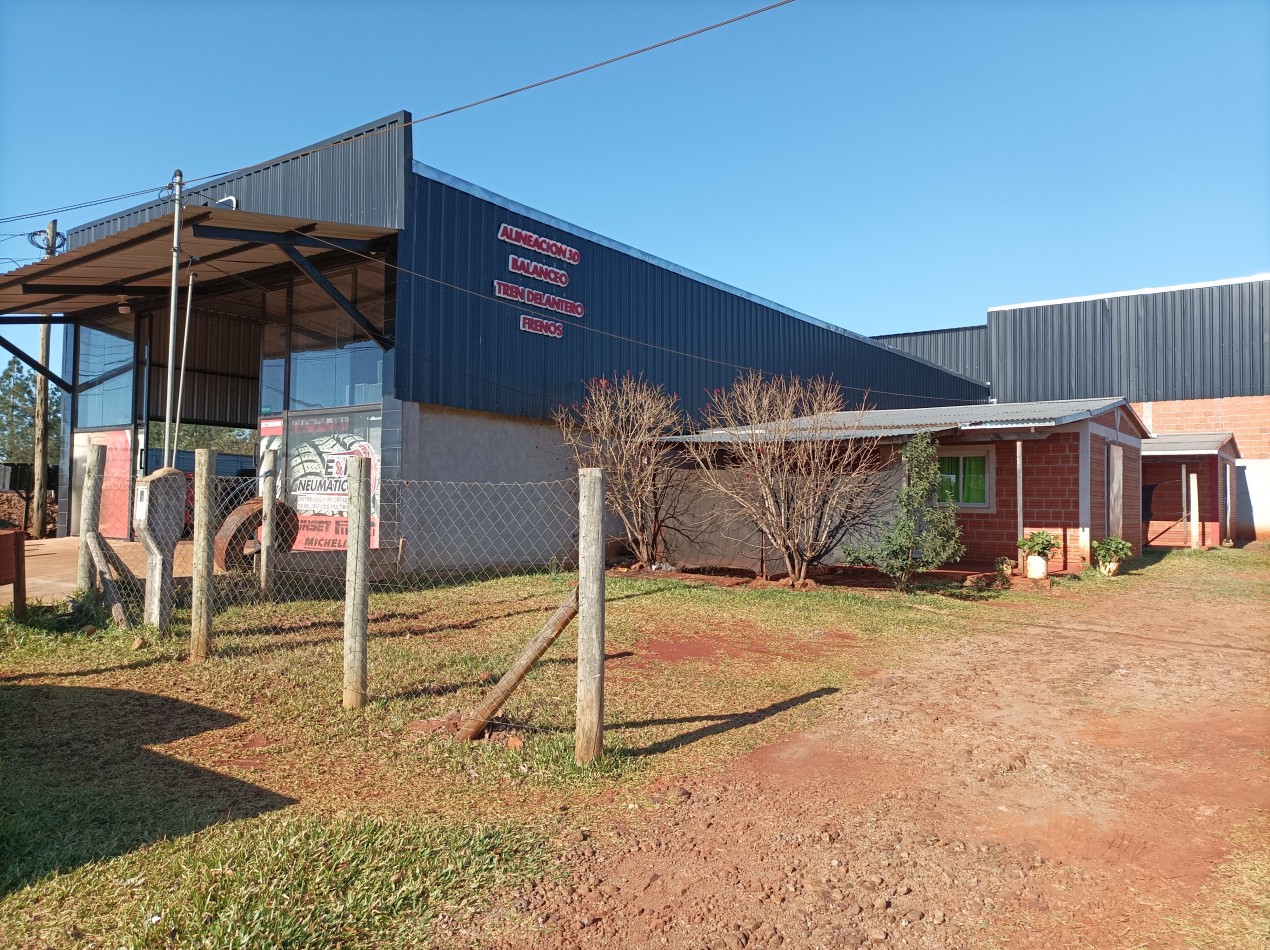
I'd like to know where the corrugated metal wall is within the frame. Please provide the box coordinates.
[67,112,412,248]
[873,325,991,385]
[394,170,988,420]
[989,279,1269,403]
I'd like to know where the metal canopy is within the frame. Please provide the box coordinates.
[1142,432,1241,458]
[0,207,397,319]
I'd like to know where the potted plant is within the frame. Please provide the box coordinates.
[1017,530,1060,580]
[1092,536,1133,576]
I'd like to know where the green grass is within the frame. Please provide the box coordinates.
[3,545,1266,947]
[3,814,546,949]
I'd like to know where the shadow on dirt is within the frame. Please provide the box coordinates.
[0,684,295,897]
[614,687,839,757]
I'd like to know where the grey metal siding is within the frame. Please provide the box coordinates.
[989,280,1269,403]
[394,173,988,420]
[874,326,991,385]
[66,112,412,248]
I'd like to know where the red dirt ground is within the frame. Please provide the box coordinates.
[494,563,1269,949]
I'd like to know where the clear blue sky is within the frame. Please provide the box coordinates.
[2,0,1267,371]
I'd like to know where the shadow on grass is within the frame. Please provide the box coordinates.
[0,653,170,684]
[613,687,838,758]
[0,684,295,897]
[212,585,675,660]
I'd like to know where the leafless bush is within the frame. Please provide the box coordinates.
[554,373,690,567]
[685,371,887,586]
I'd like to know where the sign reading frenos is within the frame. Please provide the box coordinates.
[495,222,586,339]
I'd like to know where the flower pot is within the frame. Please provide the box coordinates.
[1025,554,1049,580]
[1098,560,1121,577]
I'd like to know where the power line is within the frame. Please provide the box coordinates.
[178,203,981,406]
[0,2,796,224]
[0,186,171,227]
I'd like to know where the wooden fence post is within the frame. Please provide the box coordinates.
[11,532,25,623]
[575,467,605,765]
[190,449,216,663]
[343,455,370,709]
[259,448,278,598]
[75,444,106,595]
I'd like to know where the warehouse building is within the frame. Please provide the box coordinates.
[0,112,986,550]
[877,275,1269,542]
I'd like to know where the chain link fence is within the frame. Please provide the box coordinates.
[205,475,579,626]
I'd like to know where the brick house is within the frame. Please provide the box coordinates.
[673,397,1149,576]
[876,274,1268,540]
[1141,433,1241,547]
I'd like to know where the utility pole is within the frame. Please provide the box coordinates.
[30,219,56,538]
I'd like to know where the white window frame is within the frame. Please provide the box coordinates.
[936,444,996,512]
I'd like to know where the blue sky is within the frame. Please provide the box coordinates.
[2,0,1267,370]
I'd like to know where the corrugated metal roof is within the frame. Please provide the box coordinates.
[988,278,1268,403]
[873,325,991,385]
[67,112,411,246]
[1142,432,1239,457]
[989,273,1270,311]
[847,396,1132,430]
[0,208,396,317]
[408,162,989,390]
[672,397,1139,443]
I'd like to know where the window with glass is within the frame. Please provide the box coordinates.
[938,452,989,506]
[76,316,135,429]
[285,263,387,411]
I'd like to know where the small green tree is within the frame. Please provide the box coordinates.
[0,357,61,464]
[867,431,964,592]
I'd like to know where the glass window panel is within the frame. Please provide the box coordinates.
[76,318,134,428]
[937,457,959,503]
[261,320,286,416]
[288,264,385,411]
[962,455,987,503]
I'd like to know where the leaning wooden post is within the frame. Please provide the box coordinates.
[575,467,606,765]
[343,455,371,709]
[189,449,216,663]
[259,448,279,598]
[456,587,579,741]
[75,444,106,595]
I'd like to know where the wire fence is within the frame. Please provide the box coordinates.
[84,469,580,647]
[206,476,579,624]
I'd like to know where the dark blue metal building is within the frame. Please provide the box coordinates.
[0,111,987,536]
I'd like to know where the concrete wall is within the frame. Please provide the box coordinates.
[664,458,904,577]
[379,403,578,573]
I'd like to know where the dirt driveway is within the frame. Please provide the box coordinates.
[501,560,1269,949]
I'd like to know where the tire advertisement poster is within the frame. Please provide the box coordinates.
[285,411,381,550]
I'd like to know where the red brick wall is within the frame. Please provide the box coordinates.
[1133,396,1270,459]
[1142,455,1221,547]
[954,433,1085,572]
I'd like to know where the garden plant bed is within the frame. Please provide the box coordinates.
[1,547,1266,948]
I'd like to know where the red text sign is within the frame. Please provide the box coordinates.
[520,314,564,338]
[494,279,585,318]
[509,253,569,287]
[498,223,581,265]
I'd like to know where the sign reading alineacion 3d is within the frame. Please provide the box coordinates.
[495,222,585,332]
[497,223,581,265]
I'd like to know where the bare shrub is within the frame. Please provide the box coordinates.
[685,371,887,586]
[554,374,690,567]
